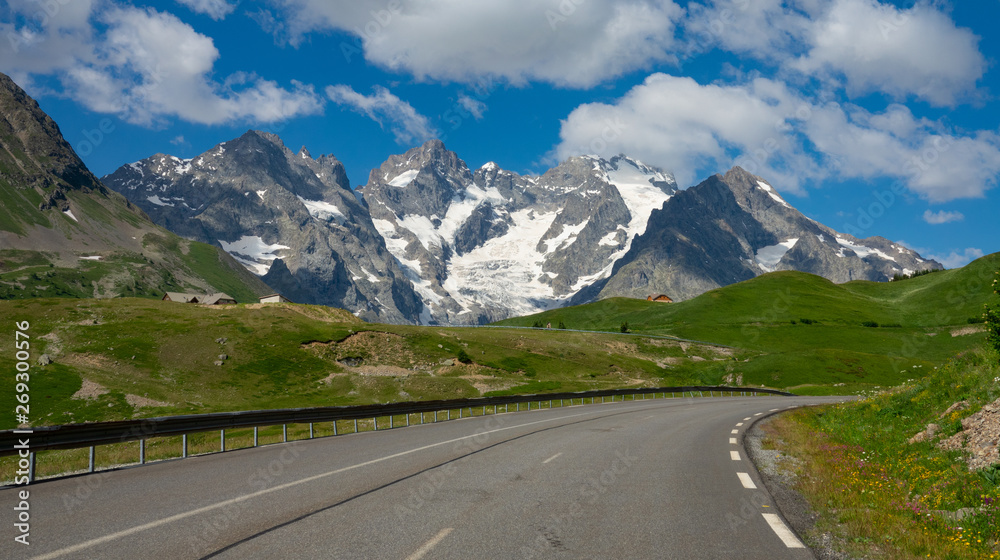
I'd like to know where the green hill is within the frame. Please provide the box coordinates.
[0,297,739,431]
[497,253,1000,393]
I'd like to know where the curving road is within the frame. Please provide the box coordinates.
[2,395,848,559]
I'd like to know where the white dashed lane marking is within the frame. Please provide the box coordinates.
[737,472,757,489]
[730,450,740,461]
[406,528,454,560]
[542,453,562,464]
[762,514,806,548]
[736,422,744,427]
[731,429,739,434]
[729,438,737,445]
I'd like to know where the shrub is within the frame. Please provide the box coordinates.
[456,349,472,364]
[532,320,543,328]
[861,320,879,328]
[620,321,630,333]
[558,321,566,330]
[986,270,1000,357]
[799,318,817,325]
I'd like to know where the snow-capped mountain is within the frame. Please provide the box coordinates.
[101,130,422,323]
[359,139,677,324]
[576,166,940,303]
[101,132,940,325]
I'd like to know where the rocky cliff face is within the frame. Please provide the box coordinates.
[0,71,267,301]
[101,130,422,322]
[359,140,678,324]
[576,166,940,303]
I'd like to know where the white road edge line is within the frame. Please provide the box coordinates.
[729,438,737,445]
[730,450,740,461]
[754,412,763,416]
[762,513,806,548]
[737,472,756,489]
[542,452,562,464]
[406,527,454,560]
[31,411,596,560]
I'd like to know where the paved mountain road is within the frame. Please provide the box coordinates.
[3,395,849,559]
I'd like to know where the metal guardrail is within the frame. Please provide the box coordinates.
[1,385,794,482]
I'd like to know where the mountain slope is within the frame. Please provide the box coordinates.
[576,166,940,303]
[0,72,268,301]
[101,130,423,323]
[360,140,678,324]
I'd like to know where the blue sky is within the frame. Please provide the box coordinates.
[2,0,998,268]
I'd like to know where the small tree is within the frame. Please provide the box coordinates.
[986,270,1000,358]
[620,321,630,333]
[558,321,567,330]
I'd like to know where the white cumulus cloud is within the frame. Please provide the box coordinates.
[269,0,684,88]
[922,210,964,225]
[790,0,985,106]
[686,0,985,107]
[555,73,1000,202]
[1,4,323,126]
[175,0,235,20]
[326,85,435,145]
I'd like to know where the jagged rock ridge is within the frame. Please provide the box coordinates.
[101,130,422,323]
[576,166,940,304]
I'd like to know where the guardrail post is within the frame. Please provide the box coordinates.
[354,419,359,432]
[390,415,394,428]
[406,414,410,427]
[283,424,288,442]
[221,429,226,452]
[28,451,35,483]
[139,439,145,464]
[374,417,378,431]
[309,423,314,438]
[333,421,338,435]
[448,410,452,420]
[460,408,463,419]
[89,446,95,473]
[183,434,188,458]
[254,427,259,446]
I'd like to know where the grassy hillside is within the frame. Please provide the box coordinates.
[762,345,1000,559]
[0,297,735,430]
[496,253,999,393]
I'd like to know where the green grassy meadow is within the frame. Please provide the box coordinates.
[498,253,999,393]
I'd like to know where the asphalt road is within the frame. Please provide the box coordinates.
[2,395,849,559]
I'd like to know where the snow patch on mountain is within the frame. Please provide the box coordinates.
[756,238,799,271]
[835,236,896,261]
[756,180,791,209]
[297,196,345,221]
[219,235,290,275]
[543,219,589,254]
[388,169,419,188]
[147,195,174,207]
